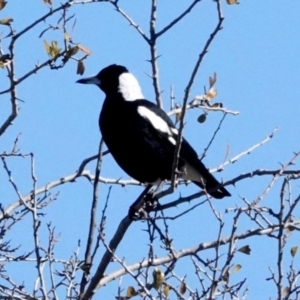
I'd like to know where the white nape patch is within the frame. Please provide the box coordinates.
[182,161,206,183]
[138,106,176,144]
[118,73,144,101]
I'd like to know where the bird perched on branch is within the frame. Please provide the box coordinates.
[77,64,230,199]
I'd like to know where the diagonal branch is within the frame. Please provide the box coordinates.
[12,1,72,42]
[98,220,300,287]
[80,139,104,294]
[81,186,153,299]
[80,217,133,300]
[149,0,163,107]
[156,0,202,38]
[109,0,149,43]
[170,0,224,191]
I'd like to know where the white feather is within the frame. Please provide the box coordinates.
[168,137,176,145]
[118,73,144,101]
[171,128,178,135]
[137,106,176,145]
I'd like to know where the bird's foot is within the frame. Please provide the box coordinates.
[128,188,158,220]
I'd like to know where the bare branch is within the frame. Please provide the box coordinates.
[170,0,224,194]
[81,215,133,300]
[99,220,300,287]
[156,0,202,38]
[80,139,104,294]
[149,0,163,107]
[109,0,149,43]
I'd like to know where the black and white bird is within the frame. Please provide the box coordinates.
[77,64,230,199]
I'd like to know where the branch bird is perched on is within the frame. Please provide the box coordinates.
[77,64,230,199]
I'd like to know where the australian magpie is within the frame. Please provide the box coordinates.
[77,64,230,199]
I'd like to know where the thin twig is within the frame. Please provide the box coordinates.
[156,0,202,38]
[80,139,104,294]
[149,0,163,107]
[109,0,149,43]
[200,113,227,160]
[98,220,300,287]
[170,0,224,191]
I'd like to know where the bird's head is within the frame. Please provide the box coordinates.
[77,64,144,101]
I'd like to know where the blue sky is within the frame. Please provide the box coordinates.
[1,0,300,299]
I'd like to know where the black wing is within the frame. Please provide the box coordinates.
[135,100,230,199]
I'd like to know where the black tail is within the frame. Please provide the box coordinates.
[179,137,231,199]
[192,173,231,199]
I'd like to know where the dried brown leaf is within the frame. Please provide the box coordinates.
[209,72,217,88]
[291,246,298,257]
[77,44,91,56]
[232,264,242,273]
[238,245,251,255]
[153,268,164,290]
[43,0,53,5]
[206,88,217,101]
[50,41,61,58]
[179,281,186,295]
[77,60,85,75]
[223,269,230,284]
[282,287,289,296]
[0,17,13,25]
[0,0,7,11]
[126,286,136,298]
[197,114,207,123]
[79,263,91,272]
[226,0,239,4]
[64,32,70,41]
[66,46,79,58]
[175,111,182,124]
[43,40,51,55]
[163,285,169,297]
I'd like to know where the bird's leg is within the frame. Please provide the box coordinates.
[128,185,153,220]
[143,181,165,212]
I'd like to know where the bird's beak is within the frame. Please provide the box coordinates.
[76,75,100,85]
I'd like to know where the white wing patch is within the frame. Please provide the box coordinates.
[171,128,178,135]
[168,136,176,145]
[118,73,144,101]
[137,106,177,145]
